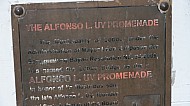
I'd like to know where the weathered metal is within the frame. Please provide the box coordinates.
[11,0,171,106]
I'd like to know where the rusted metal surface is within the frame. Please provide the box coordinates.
[11,1,171,106]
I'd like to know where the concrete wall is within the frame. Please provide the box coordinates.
[172,0,190,105]
[0,0,189,105]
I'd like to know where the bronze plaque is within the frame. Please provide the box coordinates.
[12,1,171,106]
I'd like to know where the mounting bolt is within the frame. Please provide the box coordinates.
[159,2,169,12]
[13,6,25,17]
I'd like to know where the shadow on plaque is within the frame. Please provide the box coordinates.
[123,95,160,106]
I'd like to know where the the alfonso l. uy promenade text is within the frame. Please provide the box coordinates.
[29,71,153,84]
[25,19,159,32]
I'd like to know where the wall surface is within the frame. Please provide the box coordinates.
[0,0,189,106]
[172,0,190,105]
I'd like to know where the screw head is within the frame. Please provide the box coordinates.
[160,2,169,12]
[14,6,25,17]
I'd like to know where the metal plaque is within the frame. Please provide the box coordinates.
[11,1,171,106]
